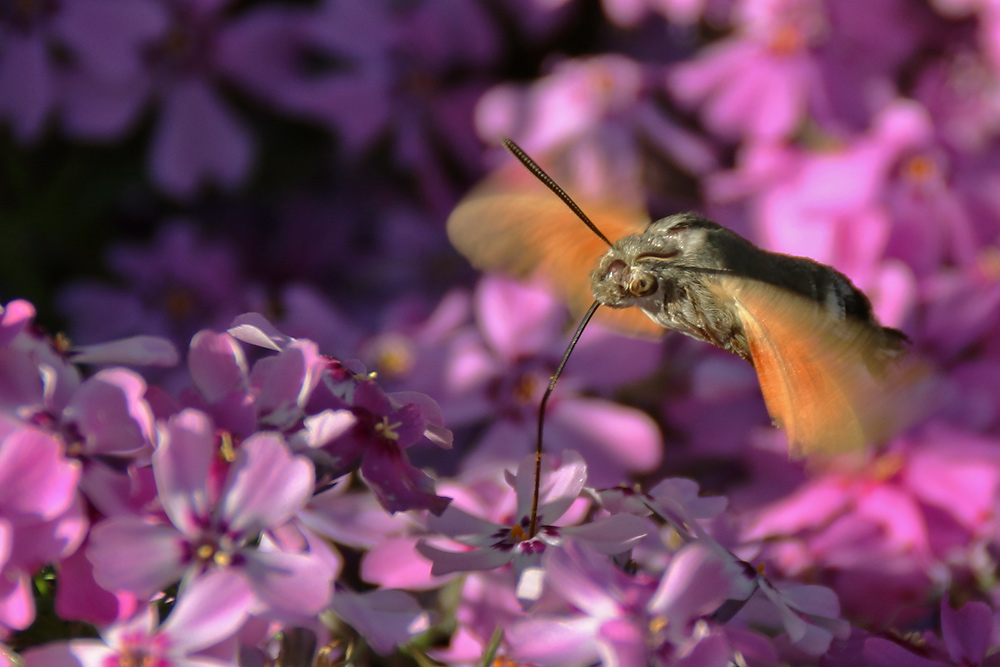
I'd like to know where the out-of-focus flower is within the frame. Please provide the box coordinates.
[416,451,648,608]
[743,424,1000,626]
[0,0,166,142]
[58,0,259,196]
[441,276,663,486]
[57,223,252,350]
[218,0,498,208]
[670,0,928,140]
[477,54,718,205]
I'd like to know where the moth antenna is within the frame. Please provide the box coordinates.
[529,299,601,536]
[502,138,614,247]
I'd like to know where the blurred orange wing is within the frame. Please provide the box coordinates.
[447,159,663,338]
[715,276,925,459]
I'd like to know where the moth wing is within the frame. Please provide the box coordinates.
[447,160,663,338]
[715,276,923,459]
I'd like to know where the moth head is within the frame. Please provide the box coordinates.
[590,212,714,308]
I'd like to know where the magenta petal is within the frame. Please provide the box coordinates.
[648,543,729,623]
[0,570,33,630]
[149,79,253,198]
[188,330,249,403]
[63,369,154,456]
[251,340,322,428]
[360,441,450,515]
[940,598,992,665]
[546,398,662,485]
[0,299,35,345]
[55,545,138,626]
[360,536,443,590]
[88,518,187,596]
[508,616,601,665]
[475,276,564,360]
[154,410,215,535]
[0,429,80,519]
[597,618,649,667]
[218,433,313,535]
[242,549,332,615]
[160,570,253,653]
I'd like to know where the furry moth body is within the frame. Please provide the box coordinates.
[448,146,918,458]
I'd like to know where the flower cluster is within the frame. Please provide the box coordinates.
[4,0,1000,664]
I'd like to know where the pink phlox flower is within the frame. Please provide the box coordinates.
[22,569,253,667]
[416,451,648,609]
[668,0,826,141]
[302,378,452,516]
[88,410,333,617]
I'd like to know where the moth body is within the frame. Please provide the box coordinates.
[590,213,907,370]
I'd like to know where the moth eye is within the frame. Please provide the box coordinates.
[628,274,657,297]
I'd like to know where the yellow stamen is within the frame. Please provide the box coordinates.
[374,417,401,441]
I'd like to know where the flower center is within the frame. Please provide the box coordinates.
[375,417,401,441]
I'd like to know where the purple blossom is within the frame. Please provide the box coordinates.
[0,0,166,142]
[416,451,648,608]
[57,0,258,196]
[57,223,251,349]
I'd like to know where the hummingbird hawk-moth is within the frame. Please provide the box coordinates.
[447,140,923,460]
